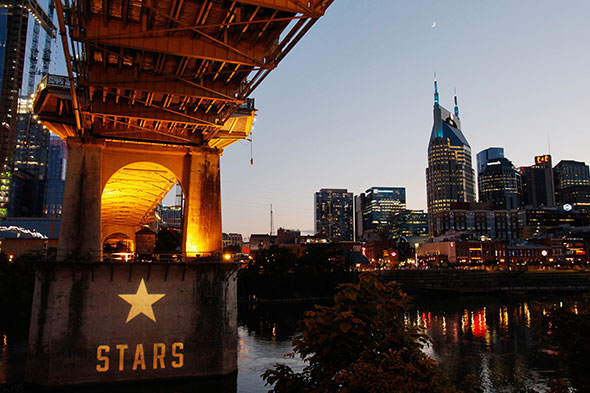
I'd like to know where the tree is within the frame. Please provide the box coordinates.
[154,228,181,253]
[263,274,462,393]
[539,298,590,392]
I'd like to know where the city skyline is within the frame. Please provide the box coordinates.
[40,1,590,237]
[219,1,590,237]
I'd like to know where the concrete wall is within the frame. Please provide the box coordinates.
[26,262,238,386]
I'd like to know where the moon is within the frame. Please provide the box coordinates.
[432,22,437,28]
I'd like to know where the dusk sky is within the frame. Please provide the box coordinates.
[42,1,590,239]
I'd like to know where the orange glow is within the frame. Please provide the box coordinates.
[102,162,177,230]
[535,155,551,164]
[223,253,232,261]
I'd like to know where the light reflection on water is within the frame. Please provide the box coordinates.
[0,297,578,393]
[408,297,574,393]
[237,326,304,393]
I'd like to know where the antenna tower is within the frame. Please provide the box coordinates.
[270,204,274,236]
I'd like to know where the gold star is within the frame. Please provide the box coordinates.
[118,279,165,323]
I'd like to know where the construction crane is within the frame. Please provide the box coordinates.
[41,1,55,76]
[25,0,56,95]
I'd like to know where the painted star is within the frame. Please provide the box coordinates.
[118,279,166,323]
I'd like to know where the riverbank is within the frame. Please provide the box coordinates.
[380,269,590,295]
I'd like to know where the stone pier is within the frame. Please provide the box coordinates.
[26,261,238,385]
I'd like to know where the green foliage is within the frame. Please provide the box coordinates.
[297,243,347,272]
[238,245,353,299]
[263,274,462,393]
[255,246,298,274]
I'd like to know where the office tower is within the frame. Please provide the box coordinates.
[0,1,54,218]
[8,97,49,216]
[0,3,28,171]
[553,160,590,212]
[356,187,406,240]
[476,147,504,174]
[390,209,429,242]
[477,148,520,210]
[520,155,556,208]
[554,160,590,190]
[314,188,353,241]
[43,133,67,217]
[426,79,475,225]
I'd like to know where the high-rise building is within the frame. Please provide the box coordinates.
[0,3,28,171]
[8,97,49,217]
[314,188,353,241]
[43,133,67,217]
[553,160,590,212]
[0,4,28,217]
[390,209,429,242]
[476,147,504,174]
[356,187,406,240]
[553,160,590,190]
[520,155,556,208]
[0,1,54,218]
[477,148,520,210]
[426,79,475,228]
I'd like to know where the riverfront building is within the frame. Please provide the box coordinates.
[426,80,475,230]
[430,202,519,241]
[314,188,353,241]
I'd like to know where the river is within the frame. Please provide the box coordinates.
[0,295,577,392]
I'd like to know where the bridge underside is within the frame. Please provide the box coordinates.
[33,0,332,260]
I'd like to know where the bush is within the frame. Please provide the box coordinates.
[263,274,463,393]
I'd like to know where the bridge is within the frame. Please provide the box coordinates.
[33,0,332,259]
[27,0,333,386]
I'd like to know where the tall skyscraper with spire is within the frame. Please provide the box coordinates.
[426,79,475,229]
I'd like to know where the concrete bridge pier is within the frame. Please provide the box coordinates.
[56,137,223,260]
[28,137,236,386]
[58,138,103,261]
[26,262,238,386]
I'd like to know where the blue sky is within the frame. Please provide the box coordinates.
[36,0,590,239]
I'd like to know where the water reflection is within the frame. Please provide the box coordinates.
[0,297,580,393]
[409,296,573,393]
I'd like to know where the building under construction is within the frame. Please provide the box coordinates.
[0,0,55,217]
